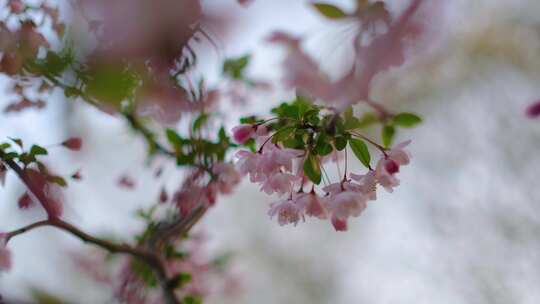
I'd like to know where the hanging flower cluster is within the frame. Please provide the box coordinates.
[233,98,420,231]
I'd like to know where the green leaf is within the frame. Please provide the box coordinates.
[349,139,371,168]
[342,107,361,130]
[312,3,348,19]
[334,136,348,151]
[223,55,250,80]
[85,65,138,107]
[382,125,395,148]
[166,129,183,150]
[192,113,208,131]
[393,113,422,128]
[48,175,67,187]
[0,142,10,150]
[29,145,48,157]
[357,112,379,128]
[303,154,322,184]
[31,289,67,304]
[183,296,203,304]
[9,137,23,148]
[272,126,295,143]
[3,152,18,160]
[314,133,333,156]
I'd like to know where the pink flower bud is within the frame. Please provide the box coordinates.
[384,159,400,175]
[232,124,255,144]
[61,137,83,151]
[526,100,540,118]
[18,192,34,209]
[331,217,348,232]
[0,233,12,272]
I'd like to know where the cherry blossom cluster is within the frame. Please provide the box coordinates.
[233,101,415,231]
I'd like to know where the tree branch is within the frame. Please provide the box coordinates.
[0,153,181,304]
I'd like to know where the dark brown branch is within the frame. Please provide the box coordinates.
[0,153,180,304]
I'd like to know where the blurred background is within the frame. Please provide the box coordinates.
[2,0,540,303]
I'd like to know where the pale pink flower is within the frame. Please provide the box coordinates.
[350,171,378,200]
[375,160,400,192]
[323,181,362,195]
[260,172,299,196]
[268,199,302,226]
[267,32,336,105]
[375,140,412,192]
[232,124,255,144]
[261,145,301,173]
[0,234,11,271]
[326,191,368,220]
[213,162,241,194]
[235,150,264,182]
[296,192,327,219]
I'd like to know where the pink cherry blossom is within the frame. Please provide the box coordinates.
[350,171,378,200]
[375,140,412,192]
[325,191,368,221]
[260,172,299,196]
[235,150,264,182]
[268,198,302,226]
[296,192,327,219]
[213,162,241,194]
[0,234,11,271]
[232,124,255,144]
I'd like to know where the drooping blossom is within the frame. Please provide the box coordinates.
[269,0,427,111]
[232,124,255,144]
[0,234,11,272]
[526,100,540,118]
[323,182,369,231]
[350,170,378,200]
[375,140,411,192]
[235,145,301,185]
[268,198,303,226]
[296,192,327,219]
[260,172,299,195]
[212,162,241,194]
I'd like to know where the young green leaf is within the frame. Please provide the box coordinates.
[349,139,371,168]
[334,136,348,151]
[30,145,48,157]
[303,154,322,184]
[393,113,422,128]
[382,125,395,148]
[312,3,348,19]
[165,129,183,150]
[223,55,250,80]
